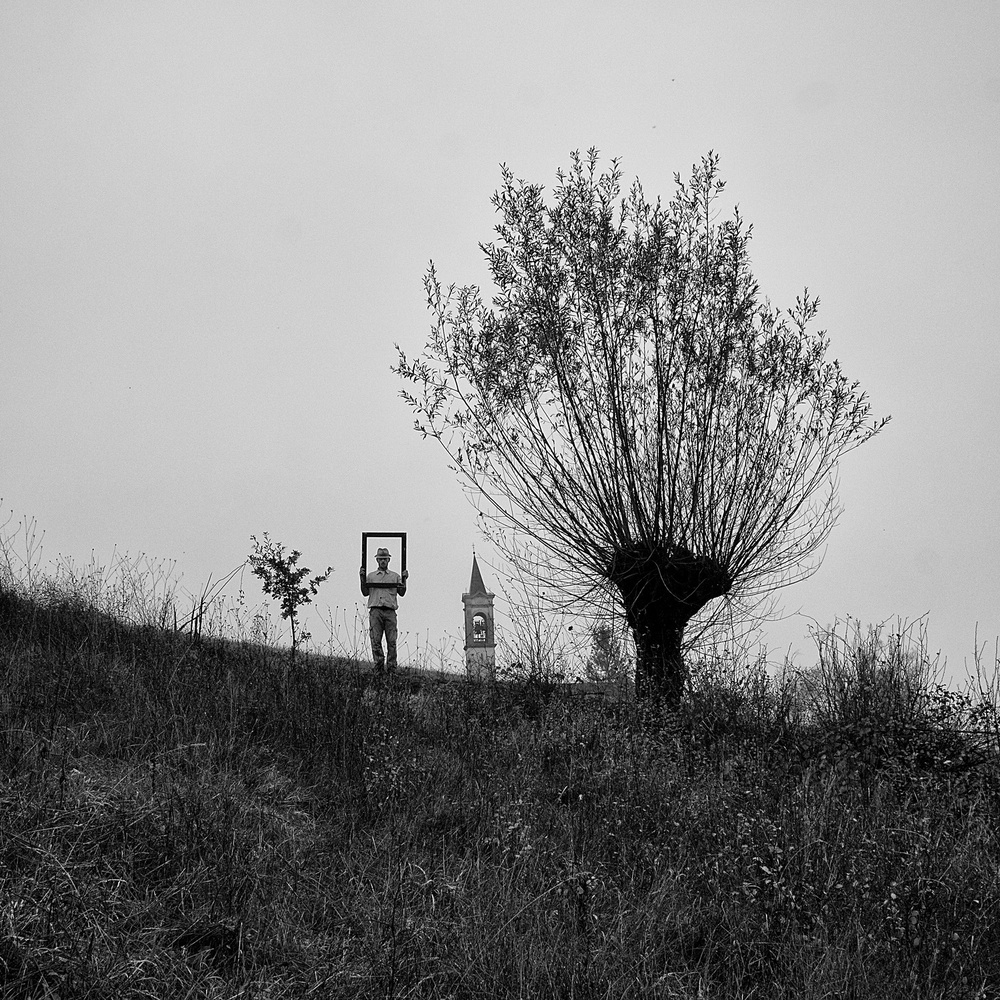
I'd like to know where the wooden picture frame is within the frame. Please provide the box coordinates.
[361,532,407,587]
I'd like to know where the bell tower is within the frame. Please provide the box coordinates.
[463,553,495,680]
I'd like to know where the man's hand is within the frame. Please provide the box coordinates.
[402,570,409,580]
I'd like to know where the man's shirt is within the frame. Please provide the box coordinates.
[366,569,405,609]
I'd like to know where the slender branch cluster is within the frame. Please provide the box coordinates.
[396,151,887,675]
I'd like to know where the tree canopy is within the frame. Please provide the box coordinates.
[395,150,888,702]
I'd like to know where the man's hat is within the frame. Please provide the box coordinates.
[375,547,391,558]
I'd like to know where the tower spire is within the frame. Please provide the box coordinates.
[462,552,496,681]
[468,553,488,596]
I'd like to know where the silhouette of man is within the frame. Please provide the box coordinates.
[360,547,408,671]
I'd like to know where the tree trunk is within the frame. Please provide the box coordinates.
[609,543,732,706]
[632,616,686,706]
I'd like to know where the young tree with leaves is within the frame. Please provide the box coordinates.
[248,533,332,660]
[395,151,887,705]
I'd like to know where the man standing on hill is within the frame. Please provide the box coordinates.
[360,547,408,672]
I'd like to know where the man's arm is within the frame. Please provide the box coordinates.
[359,567,370,596]
[397,570,408,597]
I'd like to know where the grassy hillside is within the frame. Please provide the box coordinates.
[2,579,1000,998]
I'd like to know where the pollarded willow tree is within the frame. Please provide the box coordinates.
[395,150,888,705]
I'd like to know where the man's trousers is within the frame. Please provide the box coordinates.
[369,607,398,670]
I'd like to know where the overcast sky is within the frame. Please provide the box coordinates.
[2,3,998,683]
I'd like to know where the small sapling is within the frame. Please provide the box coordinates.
[248,533,332,660]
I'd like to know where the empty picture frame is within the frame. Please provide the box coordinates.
[361,532,407,585]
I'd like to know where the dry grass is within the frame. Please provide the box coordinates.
[3,572,1000,998]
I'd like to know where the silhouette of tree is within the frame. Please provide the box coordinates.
[396,150,888,704]
[248,533,331,661]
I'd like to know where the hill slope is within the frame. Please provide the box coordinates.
[2,587,1000,998]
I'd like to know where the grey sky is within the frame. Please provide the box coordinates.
[3,3,998,679]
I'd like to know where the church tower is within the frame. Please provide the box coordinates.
[462,554,496,680]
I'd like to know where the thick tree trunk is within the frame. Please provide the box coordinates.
[609,543,732,707]
[632,616,686,706]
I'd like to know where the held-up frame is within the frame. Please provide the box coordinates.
[361,532,407,588]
